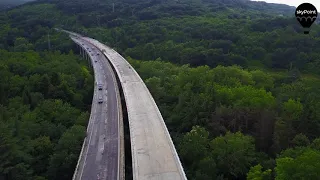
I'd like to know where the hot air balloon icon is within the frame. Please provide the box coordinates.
[295,3,318,34]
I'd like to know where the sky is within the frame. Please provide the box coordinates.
[251,0,320,10]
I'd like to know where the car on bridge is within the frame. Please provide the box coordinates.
[98,84,103,90]
[98,96,103,104]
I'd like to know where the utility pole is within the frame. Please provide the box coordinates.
[48,32,51,50]
[112,3,115,12]
[96,15,101,27]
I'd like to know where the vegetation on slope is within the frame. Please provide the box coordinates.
[1,0,320,179]
[0,0,35,10]
[129,59,320,179]
[0,11,93,179]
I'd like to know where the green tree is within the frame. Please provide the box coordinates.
[210,132,258,179]
[145,76,165,102]
[47,125,85,180]
[30,136,53,176]
[14,37,33,52]
[179,126,210,166]
[275,149,320,180]
[143,43,156,60]
[282,99,303,121]
[39,74,50,97]
[247,164,272,180]
[310,138,320,151]
[291,133,310,147]
[250,70,274,90]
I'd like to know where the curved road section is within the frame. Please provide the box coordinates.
[71,36,123,180]
[82,37,187,180]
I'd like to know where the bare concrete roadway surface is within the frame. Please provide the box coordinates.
[83,37,188,180]
[71,37,122,180]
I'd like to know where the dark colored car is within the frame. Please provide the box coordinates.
[98,84,103,90]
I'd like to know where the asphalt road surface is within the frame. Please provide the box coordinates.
[73,37,120,180]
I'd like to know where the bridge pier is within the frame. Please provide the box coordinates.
[78,45,92,68]
[79,45,82,56]
[87,52,92,68]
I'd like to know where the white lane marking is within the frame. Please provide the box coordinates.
[96,136,105,162]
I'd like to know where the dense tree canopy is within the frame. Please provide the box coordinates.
[0,48,93,179]
[1,0,320,179]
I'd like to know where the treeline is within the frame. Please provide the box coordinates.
[129,58,320,179]
[101,17,320,76]
[0,48,93,180]
[41,0,320,75]
[3,0,320,76]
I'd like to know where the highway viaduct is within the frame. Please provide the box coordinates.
[60,29,187,180]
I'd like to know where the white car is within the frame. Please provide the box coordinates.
[98,96,103,104]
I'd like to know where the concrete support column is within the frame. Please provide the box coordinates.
[78,45,92,68]
[87,53,89,63]
[87,53,92,68]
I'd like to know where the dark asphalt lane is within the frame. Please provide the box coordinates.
[74,38,120,180]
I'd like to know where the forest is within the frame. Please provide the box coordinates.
[1,0,320,179]
[0,25,94,180]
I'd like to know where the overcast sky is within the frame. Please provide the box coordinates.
[251,0,320,10]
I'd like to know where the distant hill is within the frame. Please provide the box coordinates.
[0,0,35,10]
